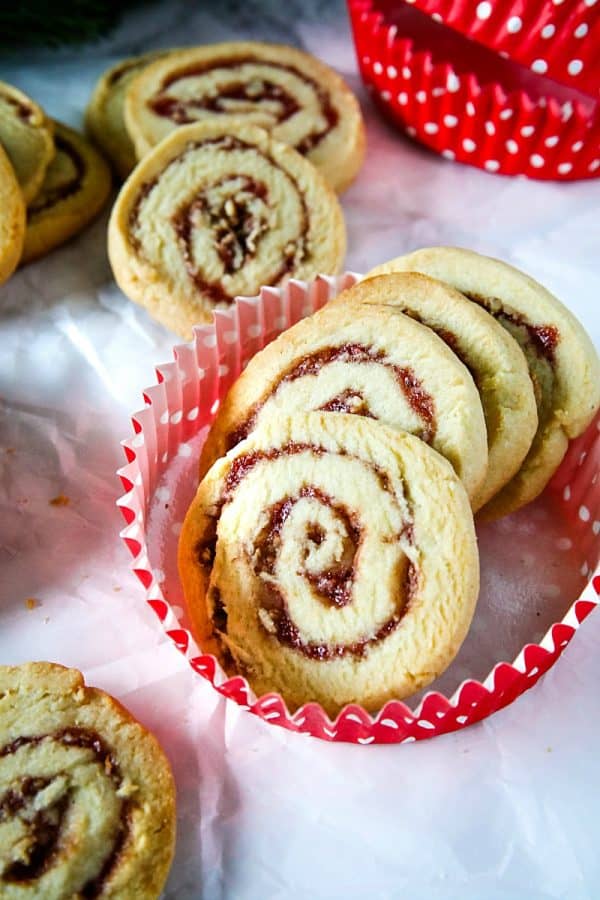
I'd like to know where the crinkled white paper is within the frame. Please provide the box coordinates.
[1,2,599,897]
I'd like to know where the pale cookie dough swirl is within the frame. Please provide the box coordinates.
[0,663,176,900]
[179,413,480,716]
[200,299,488,501]
[108,120,346,336]
[0,143,25,285]
[124,41,365,192]
[22,121,112,265]
[370,247,600,519]
[86,50,174,179]
[332,272,539,511]
[0,82,54,204]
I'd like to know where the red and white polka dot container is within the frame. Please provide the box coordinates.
[348,0,600,180]
[117,272,600,744]
[399,0,600,99]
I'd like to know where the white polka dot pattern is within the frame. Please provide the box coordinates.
[374,0,599,97]
[350,1,599,182]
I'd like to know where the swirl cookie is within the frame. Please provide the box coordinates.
[0,144,25,285]
[86,51,172,179]
[200,298,488,500]
[179,413,479,715]
[0,82,54,203]
[124,42,365,193]
[22,121,112,265]
[108,120,346,337]
[333,273,538,511]
[0,662,176,899]
[370,247,600,518]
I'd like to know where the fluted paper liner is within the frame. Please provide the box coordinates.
[396,0,600,99]
[348,0,600,181]
[117,273,599,744]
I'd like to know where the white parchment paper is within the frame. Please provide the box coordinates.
[1,2,599,897]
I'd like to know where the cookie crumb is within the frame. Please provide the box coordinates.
[24,597,40,610]
[114,586,122,592]
[50,494,70,507]
[4,447,15,454]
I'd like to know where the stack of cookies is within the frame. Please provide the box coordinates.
[0,82,112,284]
[178,248,600,717]
[94,42,365,335]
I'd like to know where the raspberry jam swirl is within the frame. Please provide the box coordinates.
[128,136,310,304]
[229,343,437,449]
[28,135,86,214]
[0,729,130,897]
[148,57,339,155]
[465,291,560,424]
[195,441,417,662]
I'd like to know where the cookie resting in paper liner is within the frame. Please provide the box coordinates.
[118,271,599,741]
[0,662,176,900]
[123,41,366,193]
[199,293,489,501]
[108,119,346,337]
[330,271,538,512]
[370,247,600,519]
[178,412,480,717]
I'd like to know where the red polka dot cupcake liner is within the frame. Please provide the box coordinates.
[117,273,600,744]
[348,0,600,180]
[396,0,599,99]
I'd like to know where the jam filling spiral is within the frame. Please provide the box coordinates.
[0,91,34,123]
[129,135,310,304]
[466,293,559,364]
[0,728,130,896]
[229,343,436,448]
[148,57,339,155]
[466,291,560,430]
[28,135,86,214]
[196,441,417,662]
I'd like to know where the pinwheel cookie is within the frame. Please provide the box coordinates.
[86,50,172,179]
[22,121,112,265]
[0,662,175,899]
[370,247,600,519]
[200,297,488,500]
[0,144,25,285]
[333,272,538,511]
[124,41,365,192]
[108,120,346,337]
[0,82,54,203]
[179,413,479,716]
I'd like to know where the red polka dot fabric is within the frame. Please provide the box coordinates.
[348,0,600,180]
[396,0,599,98]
